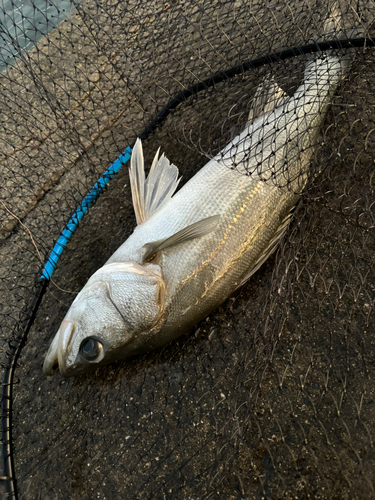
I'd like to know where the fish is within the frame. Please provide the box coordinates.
[43,9,356,377]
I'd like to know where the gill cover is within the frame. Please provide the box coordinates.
[43,262,165,376]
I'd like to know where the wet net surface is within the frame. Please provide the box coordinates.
[1,0,375,498]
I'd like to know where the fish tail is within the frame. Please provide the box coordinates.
[322,1,342,38]
[308,1,372,77]
[302,1,371,95]
[320,0,372,41]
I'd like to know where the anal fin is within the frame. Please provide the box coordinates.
[236,209,294,289]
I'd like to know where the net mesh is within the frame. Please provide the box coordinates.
[1,0,375,498]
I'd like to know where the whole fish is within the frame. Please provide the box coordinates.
[44,17,353,376]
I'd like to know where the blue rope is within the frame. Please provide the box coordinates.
[41,146,132,280]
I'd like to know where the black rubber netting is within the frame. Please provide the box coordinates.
[1,0,375,498]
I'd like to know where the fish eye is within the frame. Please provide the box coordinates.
[80,337,103,361]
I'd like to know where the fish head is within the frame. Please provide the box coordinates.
[43,261,165,377]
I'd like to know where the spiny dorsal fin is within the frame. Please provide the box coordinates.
[142,215,220,262]
[129,138,181,225]
[248,76,288,123]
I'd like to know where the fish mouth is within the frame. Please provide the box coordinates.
[43,355,59,375]
[43,320,75,376]
[43,330,60,375]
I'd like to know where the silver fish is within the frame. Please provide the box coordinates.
[44,26,352,376]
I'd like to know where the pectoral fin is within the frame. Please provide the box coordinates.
[129,138,181,225]
[142,215,220,262]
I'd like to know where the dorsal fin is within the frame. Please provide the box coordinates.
[248,76,288,123]
[129,138,181,225]
[142,215,220,262]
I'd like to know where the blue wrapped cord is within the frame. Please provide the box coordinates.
[41,146,132,280]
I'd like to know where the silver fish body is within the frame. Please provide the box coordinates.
[44,49,348,376]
